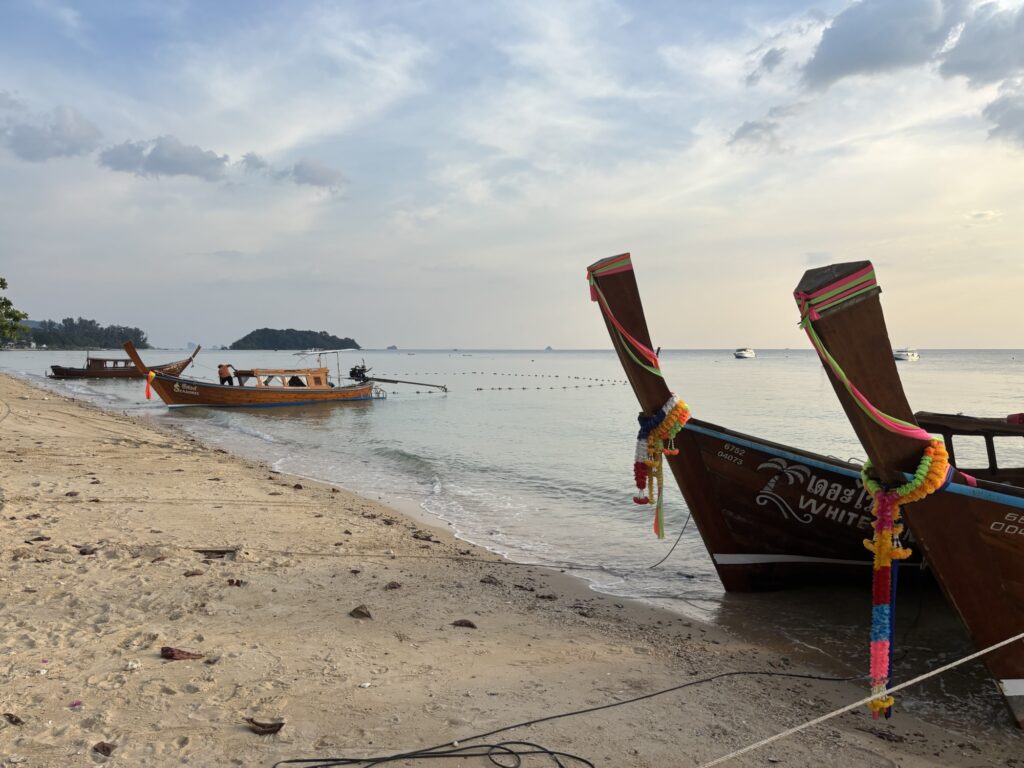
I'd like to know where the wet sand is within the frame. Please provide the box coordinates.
[0,372,1018,766]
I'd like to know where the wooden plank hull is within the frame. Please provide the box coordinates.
[795,261,1024,728]
[147,372,374,408]
[49,353,197,380]
[667,418,925,591]
[586,253,922,591]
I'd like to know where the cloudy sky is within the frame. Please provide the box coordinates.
[1,0,1022,349]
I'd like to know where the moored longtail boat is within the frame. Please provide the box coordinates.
[794,261,1024,727]
[123,342,375,409]
[587,253,922,592]
[49,346,200,380]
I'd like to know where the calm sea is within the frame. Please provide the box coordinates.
[3,347,1023,728]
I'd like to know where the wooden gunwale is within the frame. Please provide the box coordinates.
[795,261,1024,728]
[587,254,927,592]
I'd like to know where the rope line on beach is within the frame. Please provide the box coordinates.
[697,629,1024,767]
[273,669,863,768]
[0,396,10,425]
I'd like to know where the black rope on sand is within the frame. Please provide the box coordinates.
[272,669,861,768]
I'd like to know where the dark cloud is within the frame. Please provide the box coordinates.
[98,135,229,181]
[728,120,783,152]
[240,152,269,173]
[982,83,1024,147]
[286,159,346,190]
[0,91,25,111]
[2,105,101,161]
[745,47,786,87]
[939,3,1024,86]
[803,0,960,90]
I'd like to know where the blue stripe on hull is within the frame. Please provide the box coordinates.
[687,423,1024,510]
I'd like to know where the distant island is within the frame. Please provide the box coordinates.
[22,317,151,350]
[229,328,360,351]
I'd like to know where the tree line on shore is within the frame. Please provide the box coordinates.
[2,278,359,351]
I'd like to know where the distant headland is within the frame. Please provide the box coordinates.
[229,328,360,351]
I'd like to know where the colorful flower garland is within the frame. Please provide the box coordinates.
[860,438,951,719]
[633,395,691,538]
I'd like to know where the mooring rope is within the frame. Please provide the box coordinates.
[698,629,1024,767]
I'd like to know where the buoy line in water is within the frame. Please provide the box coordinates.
[377,371,625,383]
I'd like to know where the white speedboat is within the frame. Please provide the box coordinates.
[893,348,920,362]
[734,347,755,359]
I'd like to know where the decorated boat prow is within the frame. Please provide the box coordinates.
[587,253,923,592]
[794,261,1024,728]
[123,342,376,409]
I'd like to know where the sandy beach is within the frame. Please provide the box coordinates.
[0,372,1018,767]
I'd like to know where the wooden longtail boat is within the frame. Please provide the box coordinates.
[49,346,200,380]
[586,253,924,592]
[794,261,1024,728]
[123,342,375,409]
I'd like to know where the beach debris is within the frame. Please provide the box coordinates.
[160,646,204,661]
[411,530,436,542]
[358,682,372,689]
[65,491,79,497]
[25,513,41,520]
[536,593,557,600]
[245,717,285,735]
[92,742,116,757]
[293,483,303,490]
[194,548,237,560]
[384,581,401,590]
[207,477,221,482]
[3,713,24,726]
[69,700,83,710]
[77,545,98,556]
[268,491,282,496]
[513,584,535,592]
[350,569,361,575]
[349,604,372,619]
[151,555,167,563]
[331,488,339,493]
[25,535,51,543]
[227,578,247,587]
[204,654,222,666]
[479,575,502,586]
[183,569,204,577]
[451,619,477,629]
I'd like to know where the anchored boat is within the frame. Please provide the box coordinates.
[49,346,200,380]
[123,342,376,409]
[794,261,1024,728]
[733,347,756,359]
[587,253,923,592]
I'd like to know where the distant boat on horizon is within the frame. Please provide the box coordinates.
[733,347,755,359]
[894,347,920,362]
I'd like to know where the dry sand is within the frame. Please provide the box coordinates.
[0,372,1018,767]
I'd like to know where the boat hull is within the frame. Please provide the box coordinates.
[586,254,920,591]
[667,418,924,591]
[49,353,197,380]
[796,261,1024,728]
[147,372,374,408]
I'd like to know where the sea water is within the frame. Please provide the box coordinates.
[4,347,1023,728]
